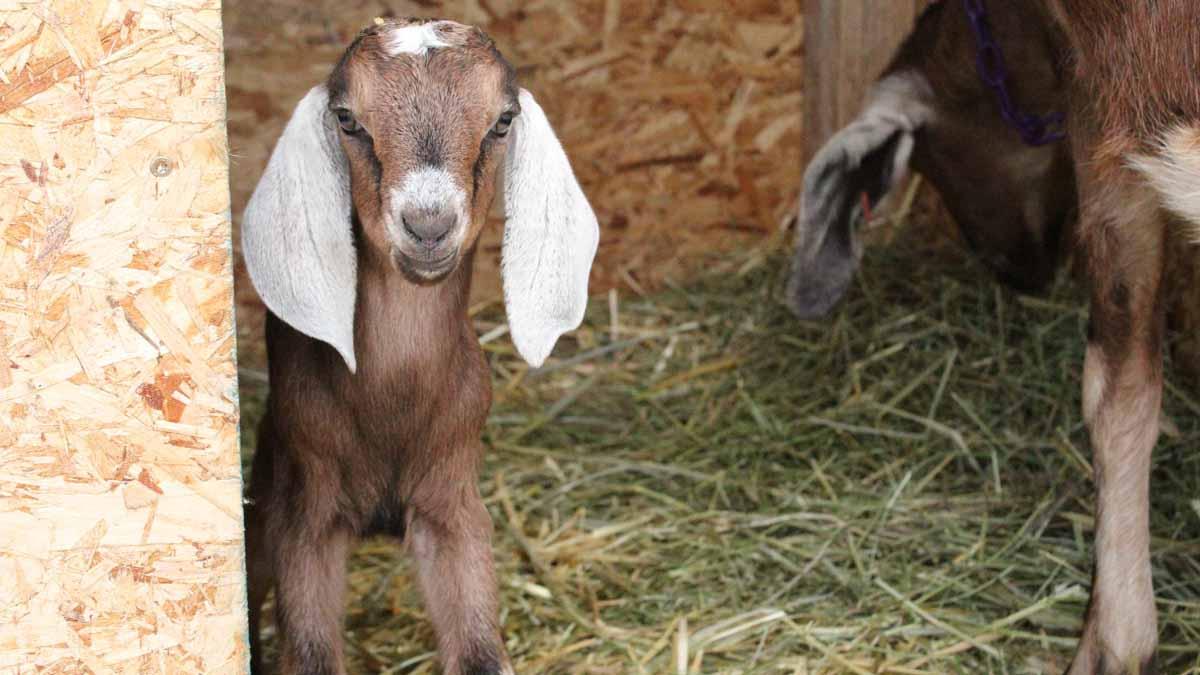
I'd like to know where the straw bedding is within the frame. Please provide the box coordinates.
[226,1,1199,672]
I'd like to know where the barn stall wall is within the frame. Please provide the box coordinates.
[0,0,247,671]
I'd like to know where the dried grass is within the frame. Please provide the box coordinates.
[225,1,1199,671]
[238,194,1200,673]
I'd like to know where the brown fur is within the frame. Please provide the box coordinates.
[330,20,516,280]
[884,0,1077,293]
[245,19,518,675]
[1048,0,1200,157]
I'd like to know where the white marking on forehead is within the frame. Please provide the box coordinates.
[383,23,451,56]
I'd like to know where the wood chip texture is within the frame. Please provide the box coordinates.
[0,0,246,672]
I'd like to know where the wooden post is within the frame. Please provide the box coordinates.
[803,0,933,164]
[0,0,247,671]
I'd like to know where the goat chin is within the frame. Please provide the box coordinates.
[390,246,460,283]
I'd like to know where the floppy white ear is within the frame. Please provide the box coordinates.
[501,89,600,368]
[241,85,359,373]
[788,72,931,319]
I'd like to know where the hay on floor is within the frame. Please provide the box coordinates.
[238,196,1200,672]
[225,1,1199,672]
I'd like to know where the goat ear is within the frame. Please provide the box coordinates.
[501,89,600,368]
[242,85,359,373]
[787,74,930,320]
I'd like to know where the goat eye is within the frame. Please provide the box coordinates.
[492,111,515,137]
[334,109,361,134]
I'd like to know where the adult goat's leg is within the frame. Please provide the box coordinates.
[1070,174,1164,675]
[408,476,512,675]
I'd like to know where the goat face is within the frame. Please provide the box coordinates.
[788,0,1077,319]
[328,19,515,282]
[242,18,600,373]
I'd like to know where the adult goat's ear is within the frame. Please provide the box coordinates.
[501,89,600,368]
[242,85,359,373]
[787,73,931,320]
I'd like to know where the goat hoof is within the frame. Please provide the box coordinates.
[1065,645,1157,675]
[460,652,514,675]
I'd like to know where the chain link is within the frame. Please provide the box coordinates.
[961,0,1066,146]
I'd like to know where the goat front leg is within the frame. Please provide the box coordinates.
[408,474,512,675]
[1069,178,1164,675]
[273,524,352,675]
[245,497,272,675]
[246,418,278,675]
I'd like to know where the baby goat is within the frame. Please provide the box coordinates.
[791,1,1199,673]
[240,19,598,675]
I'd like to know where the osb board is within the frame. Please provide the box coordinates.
[222,0,803,369]
[0,0,246,672]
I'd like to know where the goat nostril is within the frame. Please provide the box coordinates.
[401,214,419,240]
[400,209,455,247]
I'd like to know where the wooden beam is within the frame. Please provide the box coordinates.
[803,0,932,164]
[0,0,247,671]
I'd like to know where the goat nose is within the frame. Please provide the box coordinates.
[400,207,456,247]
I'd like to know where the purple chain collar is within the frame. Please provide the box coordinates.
[961,0,1066,146]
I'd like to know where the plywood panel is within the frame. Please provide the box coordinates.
[0,0,246,671]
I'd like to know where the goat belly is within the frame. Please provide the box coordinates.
[361,492,407,539]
